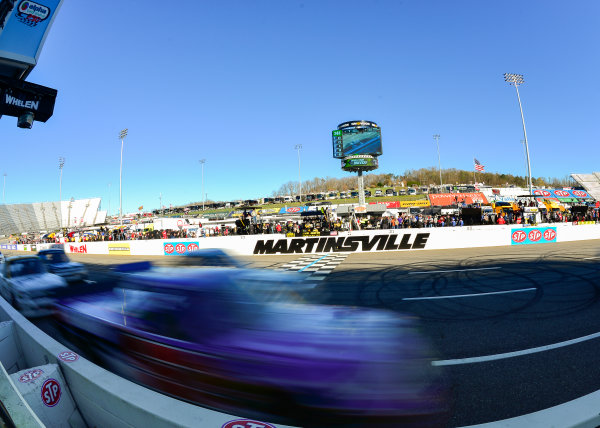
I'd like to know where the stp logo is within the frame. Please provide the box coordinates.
[175,243,186,254]
[543,229,557,241]
[41,379,61,407]
[57,351,79,363]
[528,229,542,242]
[573,190,587,197]
[534,190,551,196]
[512,230,526,243]
[19,369,43,383]
[164,244,174,254]
[287,207,300,213]
[221,420,276,428]
[187,243,198,252]
[554,190,569,197]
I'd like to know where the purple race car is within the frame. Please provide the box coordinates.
[54,267,448,427]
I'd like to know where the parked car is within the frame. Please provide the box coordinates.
[0,255,68,317]
[38,248,88,283]
[385,188,395,196]
[375,189,383,197]
[54,267,448,427]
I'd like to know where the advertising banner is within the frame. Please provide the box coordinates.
[163,241,199,256]
[534,189,590,199]
[428,192,488,206]
[511,227,557,245]
[278,206,314,214]
[399,200,430,208]
[0,0,63,73]
[369,201,400,208]
[108,243,131,255]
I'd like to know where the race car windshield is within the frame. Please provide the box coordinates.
[9,259,45,277]
[40,252,69,264]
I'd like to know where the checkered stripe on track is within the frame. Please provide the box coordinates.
[276,253,349,280]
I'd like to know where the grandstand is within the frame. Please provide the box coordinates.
[570,173,600,201]
[0,198,104,236]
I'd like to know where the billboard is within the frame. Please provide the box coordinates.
[332,121,382,158]
[0,0,63,79]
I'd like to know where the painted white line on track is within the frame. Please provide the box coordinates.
[433,330,600,367]
[403,287,536,301]
[408,267,501,275]
[584,256,599,260]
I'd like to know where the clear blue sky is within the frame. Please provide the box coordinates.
[1,0,598,213]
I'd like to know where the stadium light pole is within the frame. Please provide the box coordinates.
[2,173,6,204]
[59,157,65,229]
[118,128,128,225]
[294,144,302,203]
[199,159,206,211]
[504,73,533,197]
[433,134,442,187]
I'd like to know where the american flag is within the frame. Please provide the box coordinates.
[474,158,485,172]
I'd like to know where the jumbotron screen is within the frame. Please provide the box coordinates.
[332,121,382,158]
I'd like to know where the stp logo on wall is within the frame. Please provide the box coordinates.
[534,190,552,197]
[57,351,79,363]
[221,420,276,428]
[164,242,200,256]
[41,378,61,407]
[572,190,588,198]
[19,368,44,383]
[511,227,557,245]
[554,190,570,197]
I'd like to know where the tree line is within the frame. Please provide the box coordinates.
[272,167,575,196]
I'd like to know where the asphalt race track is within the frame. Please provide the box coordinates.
[14,239,600,427]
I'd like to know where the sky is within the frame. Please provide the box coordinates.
[1,0,599,214]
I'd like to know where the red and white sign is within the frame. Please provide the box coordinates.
[554,190,570,197]
[534,190,551,197]
[543,229,557,241]
[221,420,276,428]
[164,243,174,254]
[286,207,301,213]
[512,230,526,243]
[175,243,186,254]
[19,369,44,383]
[41,379,61,407]
[369,201,400,208]
[573,190,588,198]
[187,243,199,252]
[58,351,79,363]
[528,229,542,242]
[68,244,87,254]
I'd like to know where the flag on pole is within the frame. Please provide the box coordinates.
[138,205,143,211]
[474,158,485,172]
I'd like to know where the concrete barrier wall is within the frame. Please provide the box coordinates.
[0,298,298,428]
[12,223,598,256]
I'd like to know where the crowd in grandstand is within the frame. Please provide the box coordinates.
[9,204,599,244]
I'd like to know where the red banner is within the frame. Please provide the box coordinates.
[428,192,488,206]
[368,201,400,208]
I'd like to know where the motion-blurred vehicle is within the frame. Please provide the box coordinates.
[0,255,68,317]
[0,250,5,263]
[38,248,88,283]
[54,268,447,427]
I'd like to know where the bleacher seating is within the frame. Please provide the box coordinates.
[0,198,102,236]
[571,173,600,202]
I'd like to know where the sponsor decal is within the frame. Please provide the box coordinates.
[57,351,79,363]
[41,378,61,407]
[19,369,44,383]
[572,190,588,198]
[253,233,430,255]
[68,244,87,254]
[554,190,570,197]
[4,94,39,110]
[287,207,300,213]
[163,241,199,256]
[222,420,276,428]
[108,243,131,255]
[16,0,51,27]
[511,227,557,245]
[0,244,6,250]
[534,190,551,197]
